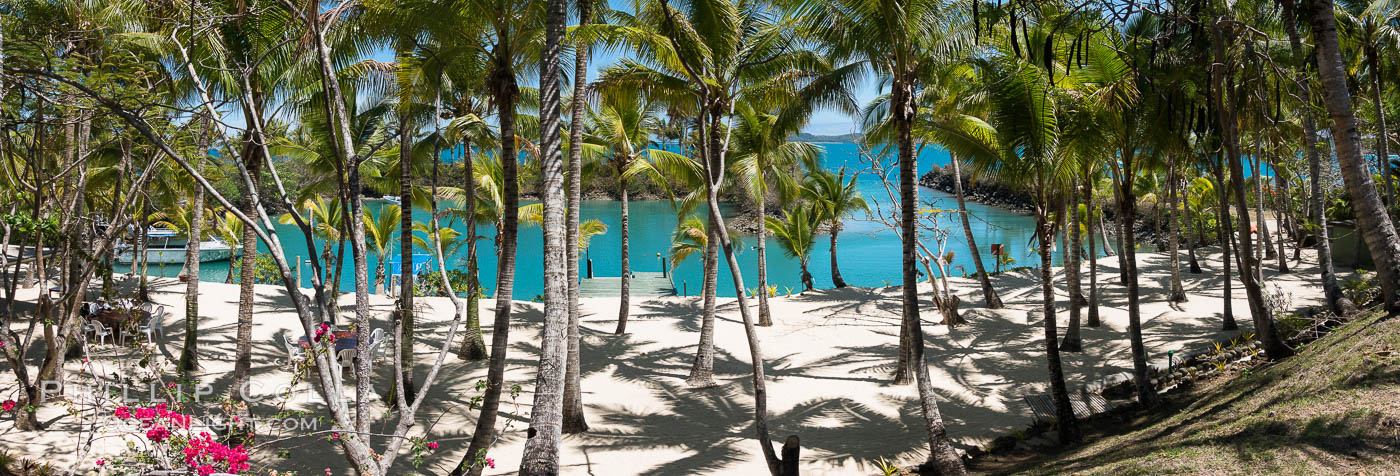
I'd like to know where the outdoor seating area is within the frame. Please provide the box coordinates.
[281,324,388,379]
[79,297,165,346]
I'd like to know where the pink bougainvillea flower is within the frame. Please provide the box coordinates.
[485,457,496,469]
[1,400,15,412]
[114,406,132,419]
[426,442,438,450]
[146,425,171,442]
[94,459,104,467]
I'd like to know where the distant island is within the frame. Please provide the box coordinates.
[792,132,862,142]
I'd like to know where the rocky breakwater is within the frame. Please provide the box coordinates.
[919,166,1035,214]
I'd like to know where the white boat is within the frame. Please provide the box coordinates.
[116,228,240,265]
[381,195,401,204]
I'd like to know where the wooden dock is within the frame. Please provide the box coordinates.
[579,271,677,298]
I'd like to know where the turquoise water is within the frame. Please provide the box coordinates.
[120,144,1067,298]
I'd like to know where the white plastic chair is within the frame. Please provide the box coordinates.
[138,307,165,342]
[283,335,306,367]
[332,348,356,383]
[89,321,112,346]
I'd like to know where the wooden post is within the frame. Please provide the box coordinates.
[586,258,593,279]
[295,256,302,288]
[779,435,800,476]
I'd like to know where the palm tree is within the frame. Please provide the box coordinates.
[1310,0,1400,315]
[1340,0,1399,204]
[1281,0,1356,316]
[730,101,820,323]
[364,204,402,294]
[453,0,545,471]
[970,49,1081,445]
[563,0,597,436]
[588,91,667,334]
[802,163,868,289]
[519,0,570,466]
[790,0,970,469]
[766,206,819,291]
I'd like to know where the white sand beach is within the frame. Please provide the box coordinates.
[0,247,1342,474]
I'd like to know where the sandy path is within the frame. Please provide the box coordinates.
[0,247,1341,475]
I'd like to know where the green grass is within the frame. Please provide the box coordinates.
[975,309,1400,475]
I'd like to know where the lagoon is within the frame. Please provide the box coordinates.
[120,143,1066,298]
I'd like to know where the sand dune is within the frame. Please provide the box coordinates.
[0,246,1342,474]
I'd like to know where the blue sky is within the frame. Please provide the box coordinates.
[582,47,881,135]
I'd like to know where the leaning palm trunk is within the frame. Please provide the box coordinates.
[457,141,488,360]
[456,50,523,476]
[685,220,720,388]
[950,151,1003,308]
[562,0,593,435]
[1310,0,1400,314]
[1283,0,1354,315]
[1168,158,1187,302]
[520,5,571,467]
[614,181,631,334]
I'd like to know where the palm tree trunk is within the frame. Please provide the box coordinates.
[1037,209,1081,444]
[614,181,630,334]
[1310,0,1400,314]
[892,74,965,474]
[950,151,1002,308]
[231,139,261,402]
[1111,180,1128,284]
[1255,151,1276,263]
[1273,171,1292,273]
[799,257,813,291]
[1085,180,1101,327]
[562,0,592,435]
[1283,0,1354,315]
[757,174,774,323]
[829,225,844,289]
[179,151,205,374]
[456,48,521,476]
[1119,147,1158,408]
[519,4,571,466]
[1168,157,1187,302]
[1214,157,1238,331]
[397,112,417,403]
[1188,204,1203,274]
[458,141,488,360]
[1368,45,1394,205]
[1063,190,1083,352]
[685,219,720,388]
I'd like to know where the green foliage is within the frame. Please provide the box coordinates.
[229,253,281,285]
[1342,270,1379,305]
[414,269,475,298]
